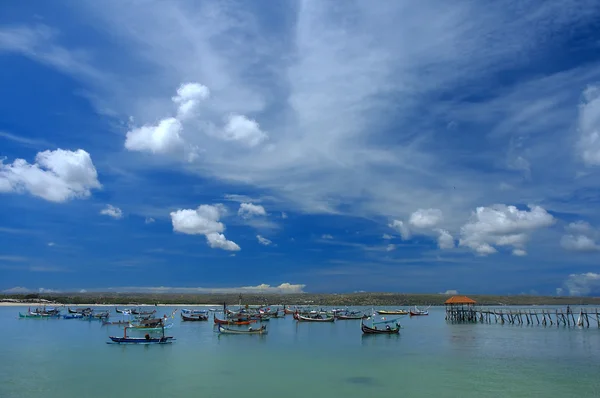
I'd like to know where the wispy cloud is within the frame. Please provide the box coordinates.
[0,131,53,149]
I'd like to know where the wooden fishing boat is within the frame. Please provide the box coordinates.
[217,324,268,335]
[107,326,174,345]
[102,319,131,326]
[63,314,84,319]
[181,313,208,322]
[336,313,368,320]
[68,307,92,314]
[296,314,335,322]
[376,309,409,315]
[361,322,400,334]
[409,306,430,316]
[213,316,256,325]
[131,308,157,316]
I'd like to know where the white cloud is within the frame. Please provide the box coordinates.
[437,229,455,249]
[281,212,288,219]
[79,289,87,293]
[561,234,600,252]
[388,220,411,240]
[2,286,31,294]
[441,289,458,295]
[409,208,443,228]
[101,283,305,294]
[100,204,123,219]
[560,221,600,252]
[559,273,600,296]
[206,232,241,251]
[172,82,210,119]
[0,149,101,202]
[385,244,395,252]
[47,242,55,247]
[145,217,155,224]
[459,205,555,256]
[220,114,268,147]
[9,3,600,263]
[125,117,184,154]
[256,235,272,246]
[382,233,393,240]
[170,204,240,251]
[38,288,60,293]
[321,234,333,240]
[238,202,266,218]
[577,85,600,166]
[512,248,527,256]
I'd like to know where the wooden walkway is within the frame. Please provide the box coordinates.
[446,307,600,328]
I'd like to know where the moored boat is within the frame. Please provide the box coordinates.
[181,313,208,322]
[409,306,430,316]
[376,309,409,315]
[361,321,400,334]
[107,326,174,345]
[296,313,335,322]
[217,324,268,335]
[213,315,256,325]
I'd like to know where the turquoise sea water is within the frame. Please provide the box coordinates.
[1,305,599,398]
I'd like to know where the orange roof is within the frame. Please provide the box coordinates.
[444,295,476,305]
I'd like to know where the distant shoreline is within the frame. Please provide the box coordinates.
[2,292,599,306]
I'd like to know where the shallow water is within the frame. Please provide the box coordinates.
[1,306,599,398]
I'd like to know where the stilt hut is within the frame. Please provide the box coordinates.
[445,295,477,323]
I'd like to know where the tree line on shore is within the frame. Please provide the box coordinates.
[2,292,598,306]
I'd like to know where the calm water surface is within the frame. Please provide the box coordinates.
[1,306,599,398]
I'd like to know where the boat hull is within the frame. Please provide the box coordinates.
[217,325,267,335]
[296,315,335,322]
[108,336,174,344]
[361,322,400,334]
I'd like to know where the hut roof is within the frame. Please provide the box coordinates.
[444,295,476,305]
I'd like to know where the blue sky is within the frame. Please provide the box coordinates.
[2,1,600,296]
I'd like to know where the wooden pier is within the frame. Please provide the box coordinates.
[467,307,600,328]
[444,295,600,328]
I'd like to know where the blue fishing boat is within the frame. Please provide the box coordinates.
[107,326,174,345]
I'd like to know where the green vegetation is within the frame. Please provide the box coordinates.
[2,292,600,306]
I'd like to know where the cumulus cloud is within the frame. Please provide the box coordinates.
[560,221,600,252]
[437,229,455,249]
[125,117,184,154]
[409,208,443,228]
[385,244,395,252]
[321,234,333,240]
[382,234,393,240]
[559,273,600,296]
[281,212,288,219]
[100,204,123,219]
[221,114,268,147]
[256,235,272,246]
[145,217,155,224]
[172,82,210,119]
[577,85,600,166]
[206,232,241,251]
[459,205,555,256]
[170,204,240,251]
[0,149,101,202]
[125,82,268,158]
[388,220,411,240]
[238,202,266,218]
